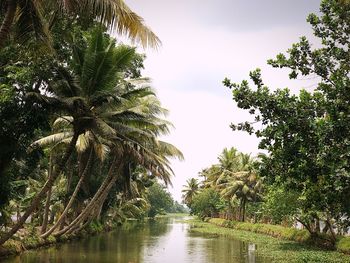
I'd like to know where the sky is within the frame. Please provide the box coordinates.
[122,0,321,202]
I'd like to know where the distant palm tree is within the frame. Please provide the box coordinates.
[0,0,160,48]
[218,171,262,222]
[182,178,199,207]
[207,147,263,221]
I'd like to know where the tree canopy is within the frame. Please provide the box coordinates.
[223,0,350,243]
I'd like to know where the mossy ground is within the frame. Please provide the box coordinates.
[0,221,110,259]
[188,218,350,263]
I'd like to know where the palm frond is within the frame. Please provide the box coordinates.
[15,0,51,48]
[95,118,116,137]
[31,132,74,147]
[157,141,184,161]
[77,0,161,48]
[53,116,74,131]
[94,142,110,161]
[51,66,81,98]
[76,132,91,153]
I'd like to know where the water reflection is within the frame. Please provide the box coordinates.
[3,217,267,263]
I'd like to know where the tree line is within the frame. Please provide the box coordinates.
[183,0,350,247]
[0,0,184,246]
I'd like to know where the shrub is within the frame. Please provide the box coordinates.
[337,236,350,254]
[208,218,310,243]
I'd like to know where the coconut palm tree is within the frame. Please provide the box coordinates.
[181,178,199,207]
[218,147,240,172]
[0,0,160,48]
[205,147,262,221]
[216,151,262,222]
[39,85,173,238]
[199,165,221,189]
[0,27,145,245]
[55,119,184,236]
[38,70,183,237]
[218,171,262,222]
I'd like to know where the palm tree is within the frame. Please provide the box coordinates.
[181,178,199,207]
[218,147,240,172]
[199,165,221,189]
[0,27,143,245]
[218,171,262,222]
[55,108,184,236]
[0,0,160,48]
[41,61,183,237]
[216,150,262,222]
[200,148,242,189]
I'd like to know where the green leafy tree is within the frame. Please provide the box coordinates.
[0,27,154,244]
[191,188,224,220]
[223,0,350,244]
[146,182,174,218]
[262,185,300,225]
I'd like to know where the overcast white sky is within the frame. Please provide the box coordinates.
[123,0,321,201]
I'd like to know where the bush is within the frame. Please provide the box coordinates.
[208,218,310,243]
[337,236,350,254]
[191,189,224,219]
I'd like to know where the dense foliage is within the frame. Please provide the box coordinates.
[146,182,181,218]
[183,0,350,248]
[0,3,183,246]
[183,147,262,222]
[222,0,350,245]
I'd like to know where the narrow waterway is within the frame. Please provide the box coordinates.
[3,216,268,263]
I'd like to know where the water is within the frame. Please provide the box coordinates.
[2,216,268,263]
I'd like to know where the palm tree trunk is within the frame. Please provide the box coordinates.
[41,188,52,234]
[0,132,79,245]
[54,157,119,237]
[238,200,242,221]
[241,198,246,222]
[92,178,113,221]
[66,162,121,235]
[0,0,16,47]
[41,148,93,238]
[41,154,54,234]
[69,171,119,235]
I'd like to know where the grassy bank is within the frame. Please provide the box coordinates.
[207,218,350,253]
[0,213,188,259]
[188,218,350,263]
[0,221,108,258]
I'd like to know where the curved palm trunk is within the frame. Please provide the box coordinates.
[69,177,115,235]
[88,174,115,221]
[66,163,122,235]
[41,154,54,234]
[41,188,52,234]
[41,148,94,238]
[0,0,16,47]
[0,133,79,245]
[54,157,119,237]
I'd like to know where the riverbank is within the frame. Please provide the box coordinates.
[0,213,189,259]
[188,218,350,263]
[0,221,108,258]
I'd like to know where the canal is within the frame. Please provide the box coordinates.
[3,216,268,263]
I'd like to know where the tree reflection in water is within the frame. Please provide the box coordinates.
[3,216,266,263]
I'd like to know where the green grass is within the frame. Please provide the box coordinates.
[155,213,190,218]
[209,218,310,242]
[338,236,350,253]
[188,219,350,263]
